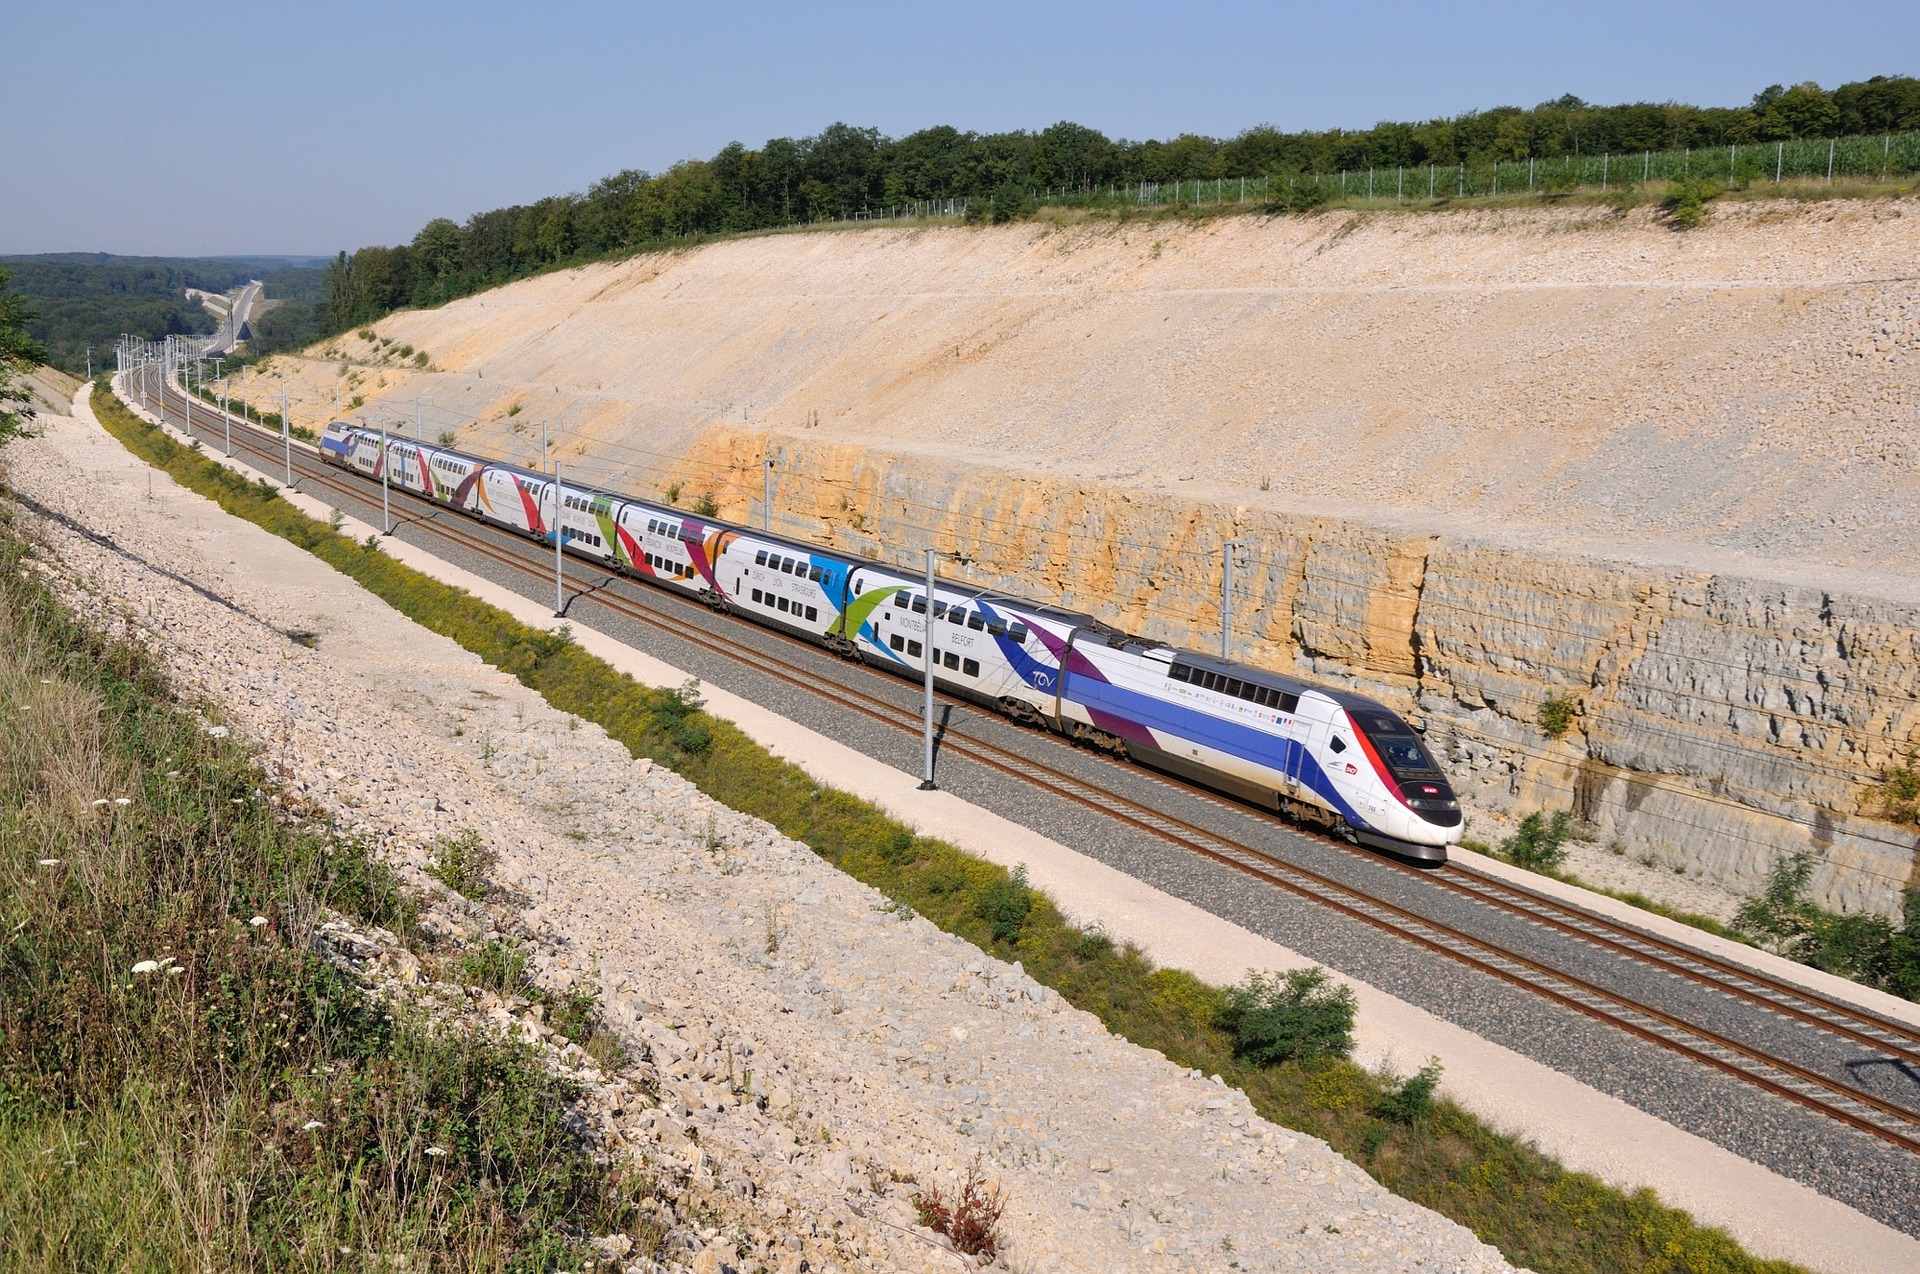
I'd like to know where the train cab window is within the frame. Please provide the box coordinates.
[962,657,979,676]
[1329,736,1348,754]
[906,640,922,658]
[889,634,905,652]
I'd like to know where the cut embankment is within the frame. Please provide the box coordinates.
[79,378,1815,1274]
[0,498,653,1269]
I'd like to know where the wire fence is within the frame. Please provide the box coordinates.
[816,130,1920,223]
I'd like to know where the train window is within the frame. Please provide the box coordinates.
[966,611,984,630]
[1169,664,1191,682]
[809,567,823,583]
[1010,623,1029,642]
[1277,692,1299,712]
[907,640,922,658]
[751,589,762,604]
[987,619,1007,637]
[778,597,790,613]
[1329,736,1348,754]
[932,602,949,619]
[1224,677,1244,698]
[910,596,927,614]
[805,606,818,621]
[890,634,905,652]
[962,658,979,676]
[943,651,959,670]
[853,580,864,596]
[892,593,905,609]
[755,550,767,566]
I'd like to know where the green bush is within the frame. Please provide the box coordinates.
[1501,811,1574,872]
[1538,694,1576,738]
[1215,967,1356,1065]
[1663,176,1723,228]
[1269,172,1330,213]
[975,865,1035,944]
[427,828,497,899]
[1374,1058,1444,1125]
[455,938,531,995]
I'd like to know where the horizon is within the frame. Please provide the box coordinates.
[4,0,1917,257]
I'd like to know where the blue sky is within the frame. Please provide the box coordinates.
[4,0,1915,256]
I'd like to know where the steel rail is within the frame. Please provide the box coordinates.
[131,368,1920,1155]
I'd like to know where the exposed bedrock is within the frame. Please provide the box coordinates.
[262,202,1920,915]
[675,431,1920,916]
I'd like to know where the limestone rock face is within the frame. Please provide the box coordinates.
[247,202,1920,914]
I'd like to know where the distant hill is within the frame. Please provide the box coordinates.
[0,253,328,374]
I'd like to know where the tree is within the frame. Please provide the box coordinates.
[1,267,49,449]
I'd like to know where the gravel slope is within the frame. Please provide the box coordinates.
[2,412,1525,1271]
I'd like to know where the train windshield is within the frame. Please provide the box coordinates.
[1354,712,1440,778]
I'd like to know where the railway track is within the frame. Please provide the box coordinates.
[129,365,1920,1159]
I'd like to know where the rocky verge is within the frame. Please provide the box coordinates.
[5,398,1518,1272]
[249,199,1920,912]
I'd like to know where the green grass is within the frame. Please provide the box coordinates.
[86,379,1808,1274]
[0,496,657,1271]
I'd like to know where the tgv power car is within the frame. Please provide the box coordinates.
[319,422,1463,860]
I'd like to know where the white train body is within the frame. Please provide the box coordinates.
[317,423,1462,859]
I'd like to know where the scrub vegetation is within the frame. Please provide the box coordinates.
[0,500,656,1270]
[81,378,1814,1273]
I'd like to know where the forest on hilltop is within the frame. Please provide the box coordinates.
[320,75,1920,333]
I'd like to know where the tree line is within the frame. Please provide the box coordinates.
[0,255,331,376]
[319,74,1920,331]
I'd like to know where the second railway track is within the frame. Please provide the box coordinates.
[134,367,1920,1165]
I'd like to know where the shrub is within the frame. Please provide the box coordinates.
[427,828,497,899]
[913,1157,1005,1259]
[1269,171,1329,213]
[1215,967,1356,1065]
[1538,694,1576,738]
[413,351,430,367]
[1880,760,1920,826]
[506,402,522,417]
[878,828,920,866]
[1501,811,1574,872]
[455,938,531,995]
[692,491,719,517]
[1374,1058,1444,1125]
[1663,176,1723,228]
[437,429,457,447]
[975,865,1034,944]
[1733,852,1818,958]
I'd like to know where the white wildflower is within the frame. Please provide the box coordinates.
[248,915,268,928]
[165,770,182,779]
[131,960,162,975]
[91,799,110,807]
[301,1120,325,1132]
[166,967,185,976]
[423,1146,449,1158]
[37,858,60,867]
[205,725,229,739]
[114,797,132,807]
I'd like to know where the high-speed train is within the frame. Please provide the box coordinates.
[320,422,1464,860]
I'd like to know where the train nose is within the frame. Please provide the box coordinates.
[1406,781,1462,826]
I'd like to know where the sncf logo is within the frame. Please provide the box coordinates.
[1344,763,1358,775]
